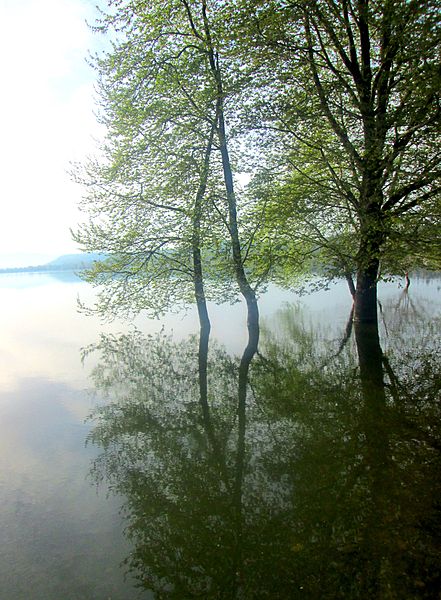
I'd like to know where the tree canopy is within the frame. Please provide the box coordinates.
[74,0,440,322]
[73,0,260,319]
[239,0,440,319]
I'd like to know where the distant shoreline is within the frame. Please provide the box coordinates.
[0,265,82,275]
[0,252,105,275]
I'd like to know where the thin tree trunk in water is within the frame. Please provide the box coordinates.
[192,124,231,483]
[191,123,215,446]
[201,1,259,341]
[192,123,215,334]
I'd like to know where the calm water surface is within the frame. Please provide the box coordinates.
[0,273,440,599]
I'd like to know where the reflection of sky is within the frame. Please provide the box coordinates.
[261,277,441,345]
[0,278,91,390]
[0,378,137,600]
[0,272,82,289]
[1,274,439,388]
[0,277,151,599]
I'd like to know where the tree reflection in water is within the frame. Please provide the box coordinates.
[86,297,441,599]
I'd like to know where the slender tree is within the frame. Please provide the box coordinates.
[74,0,259,332]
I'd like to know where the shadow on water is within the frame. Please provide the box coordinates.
[86,290,441,599]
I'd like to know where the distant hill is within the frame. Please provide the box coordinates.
[46,253,107,268]
[0,253,107,274]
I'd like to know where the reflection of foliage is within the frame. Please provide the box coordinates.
[87,304,441,598]
[87,332,245,598]
[253,304,441,599]
[379,289,441,358]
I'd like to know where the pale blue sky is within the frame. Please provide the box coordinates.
[0,0,103,266]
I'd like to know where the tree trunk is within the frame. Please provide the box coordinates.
[217,108,259,316]
[354,257,380,324]
[345,272,356,299]
[192,124,215,335]
[216,105,260,343]
[201,6,260,342]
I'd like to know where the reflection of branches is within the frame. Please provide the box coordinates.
[85,295,441,599]
[381,354,402,405]
[256,302,441,598]
[86,313,261,598]
[334,305,354,358]
[87,331,242,596]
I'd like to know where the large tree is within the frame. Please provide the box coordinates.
[239,0,440,321]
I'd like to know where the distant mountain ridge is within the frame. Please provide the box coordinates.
[0,253,107,274]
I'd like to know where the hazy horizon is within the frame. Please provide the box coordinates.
[0,251,81,269]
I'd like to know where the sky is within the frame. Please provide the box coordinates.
[0,0,104,267]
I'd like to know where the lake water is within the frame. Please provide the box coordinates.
[0,272,440,599]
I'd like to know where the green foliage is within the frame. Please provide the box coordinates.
[235,0,441,289]
[74,0,440,319]
[73,0,256,317]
